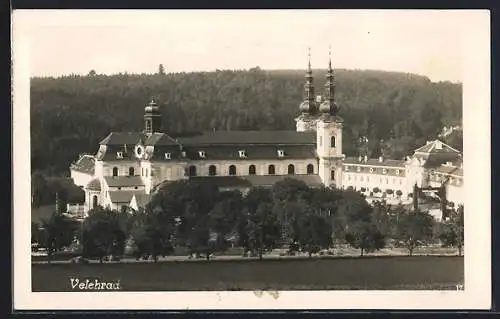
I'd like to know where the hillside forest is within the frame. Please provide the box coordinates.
[31,67,463,177]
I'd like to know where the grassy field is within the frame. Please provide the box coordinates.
[32,255,463,291]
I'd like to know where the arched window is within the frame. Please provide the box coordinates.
[92,195,98,209]
[129,167,135,176]
[268,164,275,175]
[188,165,197,177]
[248,165,256,175]
[307,164,314,174]
[229,165,237,176]
[208,165,217,176]
[330,136,336,148]
[288,164,295,175]
[112,167,118,177]
[331,169,335,181]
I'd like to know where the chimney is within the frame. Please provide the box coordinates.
[379,156,383,163]
[435,140,442,150]
[364,155,368,162]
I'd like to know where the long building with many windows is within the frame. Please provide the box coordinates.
[70,53,463,214]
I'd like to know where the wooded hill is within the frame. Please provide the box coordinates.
[30,68,462,175]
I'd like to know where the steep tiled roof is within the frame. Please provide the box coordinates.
[86,178,101,191]
[98,145,139,161]
[99,132,146,145]
[132,193,152,208]
[109,190,145,203]
[70,154,95,175]
[433,164,463,177]
[103,176,144,187]
[178,130,316,145]
[411,140,462,169]
[190,174,323,189]
[414,139,460,154]
[179,145,317,161]
[343,157,405,168]
[145,133,180,146]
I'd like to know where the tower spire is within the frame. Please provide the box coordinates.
[308,47,312,71]
[319,45,339,115]
[328,45,332,71]
[144,98,162,134]
[299,47,316,114]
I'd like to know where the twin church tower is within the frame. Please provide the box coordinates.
[295,48,344,187]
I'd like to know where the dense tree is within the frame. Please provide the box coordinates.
[439,205,464,256]
[245,202,281,260]
[394,210,435,256]
[295,210,332,257]
[442,129,463,152]
[129,208,175,262]
[80,207,129,262]
[31,172,48,208]
[371,200,392,238]
[31,222,47,246]
[150,180,220,259]
[344,220,385,256]
[271,178,311,203]
[31,69,462,175]
[38,212,79,262]
[240,187,280,259]
[208,190,243,251]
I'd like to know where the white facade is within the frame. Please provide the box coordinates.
[70,170,93,188]
[73,58,463,214]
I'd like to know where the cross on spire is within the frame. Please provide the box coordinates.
[328,45,332,70]
[308,47,311,70]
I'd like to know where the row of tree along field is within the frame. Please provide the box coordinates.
[31,179,464,263]
[31,68,462,176]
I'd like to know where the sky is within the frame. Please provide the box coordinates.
[12,10,487,82]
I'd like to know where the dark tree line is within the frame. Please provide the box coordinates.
[32,179,465,261]
[31,69,462,176]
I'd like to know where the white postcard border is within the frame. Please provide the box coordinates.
[12,9,491,310]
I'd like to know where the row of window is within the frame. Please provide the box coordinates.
[187,163,316,177]
[429,174,463,186]
[344,174,403,185]
[111,166,151,177]
[345,166,401,175]
[111,164,316,178]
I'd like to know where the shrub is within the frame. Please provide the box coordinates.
[373,187,381,193]
[386,189,394,195]
[360,187,367,192]
[396,190,403,196]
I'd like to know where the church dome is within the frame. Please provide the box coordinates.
[319,101,339,115]
[85,178,101,191]
[299,101,316,113]
[144,100,159,113]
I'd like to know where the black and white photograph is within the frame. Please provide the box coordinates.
[12,9,490,310]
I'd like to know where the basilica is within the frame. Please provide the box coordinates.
[70,54,464,215]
